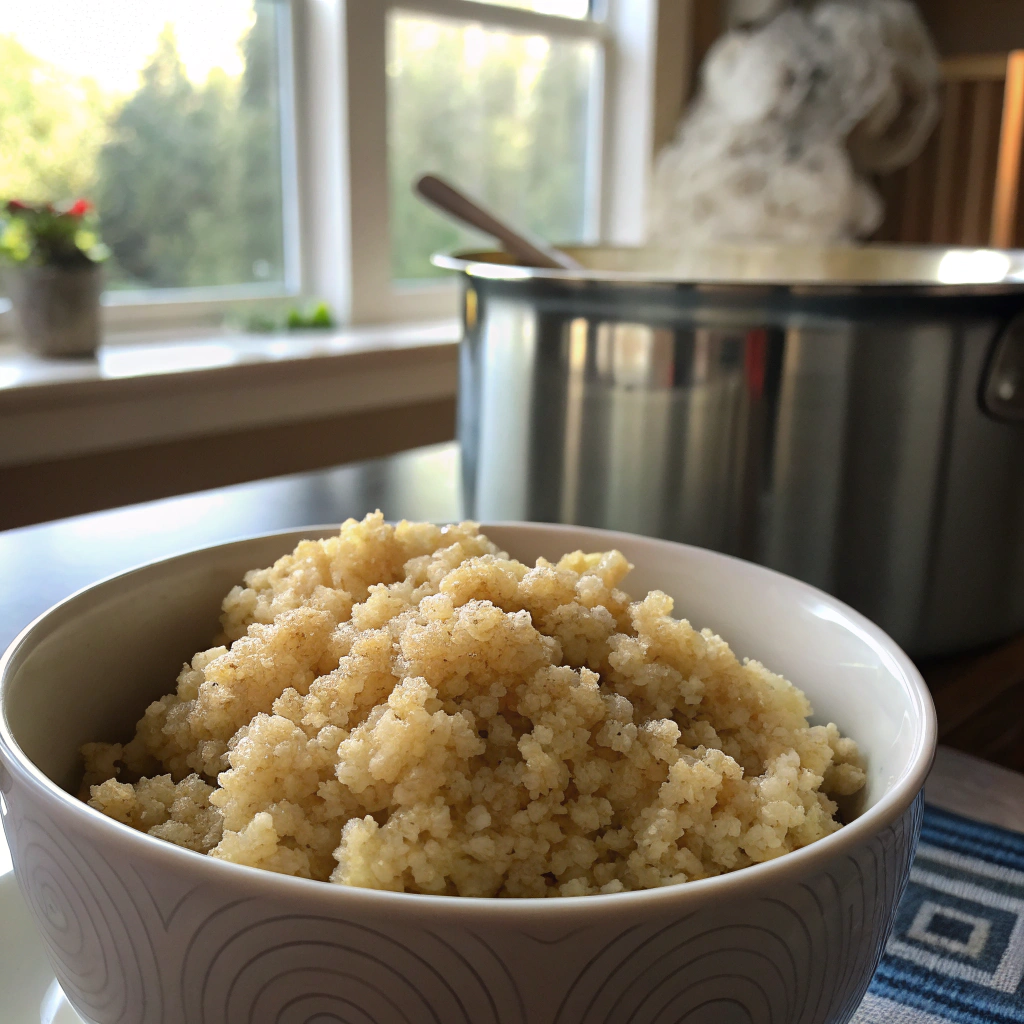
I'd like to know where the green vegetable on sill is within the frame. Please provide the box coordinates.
[286,302,333,329]
[233,301,335,334]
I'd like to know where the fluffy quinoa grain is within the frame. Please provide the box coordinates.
[83,513,865,897]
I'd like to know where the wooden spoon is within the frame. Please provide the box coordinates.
[414,173,583,272]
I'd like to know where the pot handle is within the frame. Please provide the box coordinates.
[980,311,1024,421]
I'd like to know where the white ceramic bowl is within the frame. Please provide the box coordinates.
[0,523,936,1024]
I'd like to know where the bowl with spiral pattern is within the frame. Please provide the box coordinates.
[0,522,936,1024]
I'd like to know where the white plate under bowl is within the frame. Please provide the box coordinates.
[0,870,82,1023]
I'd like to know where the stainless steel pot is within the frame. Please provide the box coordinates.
[437,244,1024,657]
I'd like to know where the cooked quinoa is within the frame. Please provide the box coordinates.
[83,513,865,897]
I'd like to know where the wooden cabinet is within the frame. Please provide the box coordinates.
[875,53,1024,248]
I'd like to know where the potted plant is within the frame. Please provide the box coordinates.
[1,199,109,357]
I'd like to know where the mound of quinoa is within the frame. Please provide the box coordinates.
[83,513,865,898]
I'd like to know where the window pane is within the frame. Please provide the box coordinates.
[388,13,598,281]
[470,0,591,17]
[0,0,289,294]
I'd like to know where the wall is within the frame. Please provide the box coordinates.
[918,0,1024,57]
[653,0,697,152]
[677,1,1024,76]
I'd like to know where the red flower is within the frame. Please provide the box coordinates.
[6,199,29,213]
[67,199,91,217]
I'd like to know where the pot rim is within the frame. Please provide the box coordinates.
[433,243,1024,296]
[0,522,937,920]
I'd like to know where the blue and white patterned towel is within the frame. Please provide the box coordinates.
[854,805,1024,1024]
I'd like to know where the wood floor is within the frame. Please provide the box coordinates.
[918,632,1024,774]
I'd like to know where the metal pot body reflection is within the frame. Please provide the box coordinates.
[450,247,1024,656]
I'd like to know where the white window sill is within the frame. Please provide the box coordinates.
[0,320,460,469]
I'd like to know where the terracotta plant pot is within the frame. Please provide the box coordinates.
[6,263,102,358]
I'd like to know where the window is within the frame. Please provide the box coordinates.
[1,0,658,336]
[387,12,599,281]
[475,1,591,16]
[0,0,294,317]
[343,0,657,323]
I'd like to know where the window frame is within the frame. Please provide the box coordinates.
[0,0,660,338]
[338,0,659,324]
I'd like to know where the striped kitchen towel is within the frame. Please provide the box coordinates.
[854,805,1024,1023]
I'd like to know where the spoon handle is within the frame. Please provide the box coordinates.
[414,174,582,271]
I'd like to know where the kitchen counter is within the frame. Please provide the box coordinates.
[0,322,459,529]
